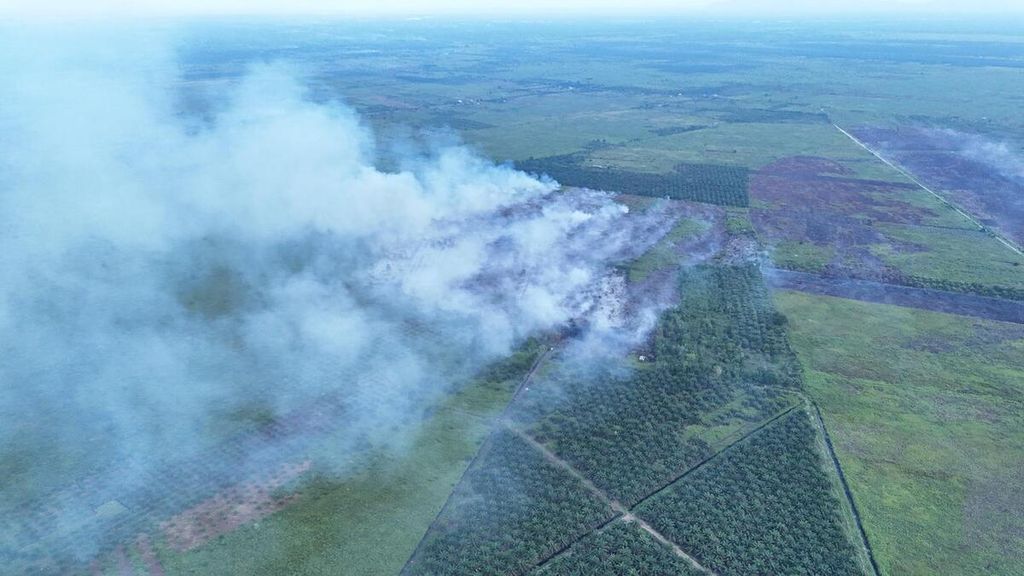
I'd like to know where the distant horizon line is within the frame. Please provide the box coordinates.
[2,11,1022,24]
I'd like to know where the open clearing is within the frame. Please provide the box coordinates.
[8,20,1024,576]
[767,268,1024,324]
[852,126,1024,249]
[749,155,1024,299]
[776,291,1024,576]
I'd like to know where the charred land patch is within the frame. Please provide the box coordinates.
[767,269,1024,325]
[749,155,1024,300]
[853,126,1024,247]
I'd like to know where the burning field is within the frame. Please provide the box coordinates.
[749,155,1024,299]
[0,28,738,573]
[750,155,940,279]
[0,168,715,574]
[852,127,1024,248]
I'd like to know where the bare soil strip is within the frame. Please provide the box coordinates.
[161,460,312,552]
[506,426,626,516]
[766,268,1024,324]
[624,514,711,572]
[135,534,166,576]
[114,546,133,576]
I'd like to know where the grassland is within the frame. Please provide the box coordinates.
[872,223,1024,291]
[776,291,1024,576]
[182,20,1019,176]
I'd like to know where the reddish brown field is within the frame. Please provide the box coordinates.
[854,127,1024,247]
[161,460,312,552]
[749,155,931,282]
[114,546,132,576]
[135,534,166,576]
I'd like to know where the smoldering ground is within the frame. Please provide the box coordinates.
[0,28,693,571]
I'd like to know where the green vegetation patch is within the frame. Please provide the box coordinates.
[871,223,1024,299]
[623,216,710,283]
[635,410,863,576]
[776,291,1024,575]
[513,265,802,506]
[155,342,546,576]
[516,154,749,207]
[404,429,614,576]
[772,240,837,274]
[724,207,756,237]
[532,520,704,576]
[589,122,884,174]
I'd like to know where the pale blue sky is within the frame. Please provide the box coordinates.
[1,0,1017,19]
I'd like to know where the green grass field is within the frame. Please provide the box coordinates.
[871,223,1024,291]
[775,291,1024,576]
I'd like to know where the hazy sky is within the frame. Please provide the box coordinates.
[0,0,1016,19]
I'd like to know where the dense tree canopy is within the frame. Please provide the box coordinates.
[636,411,862,576]
[533,520,704,576]
[404,430,613,576]
[517,156,749,207]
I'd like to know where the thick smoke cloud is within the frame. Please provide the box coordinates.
[0,27,664,566]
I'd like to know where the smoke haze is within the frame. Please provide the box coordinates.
[0,27,675,569]
[956,134,1024,184]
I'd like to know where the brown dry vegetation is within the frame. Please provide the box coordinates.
[750,155,931,282]
[135,534,165,576]
[749,155,1024,298]
[854,127,1024,247]
[161,460,312,552]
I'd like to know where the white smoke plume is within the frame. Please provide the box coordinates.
[0,26,673,570]
[955,134,1024,183]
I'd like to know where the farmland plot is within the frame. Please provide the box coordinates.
[749,155,1024,299]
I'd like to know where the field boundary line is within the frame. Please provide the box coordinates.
[832,122,1023,257]
[506,425,626,572]
[509,424,717,575]
[398,345,554,576]
[808,400,883,576]
[529,514,625,572]
[628,401,800,512]
[506,425,625,514]
[624,514,718,575]
[765,267,1024,324]
[525,398,801,575]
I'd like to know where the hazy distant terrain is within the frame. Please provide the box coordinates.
[1,18,1022,576]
